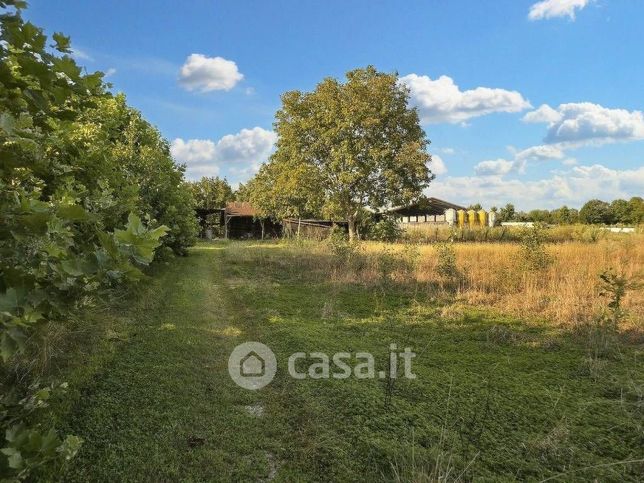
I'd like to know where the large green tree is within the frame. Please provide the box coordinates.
[498,203,517,222]
[579,199,612,224]
[245,155,324,222]
[188,176,235,210]
[626,196,644,224]
[266,66,433,239]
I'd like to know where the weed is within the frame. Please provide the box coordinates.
[486,324,521,345]
[368,218,403,242]
[517,224,552,271]
[435,243,460,290]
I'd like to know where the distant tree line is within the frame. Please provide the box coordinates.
[486,197,643,225]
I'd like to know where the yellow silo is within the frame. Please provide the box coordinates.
[467,209,476,226]
[457,209,466,228]
[477,209,487,227]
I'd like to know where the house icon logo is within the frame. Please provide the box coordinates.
[240,351,265,377]
[228,342,277,390]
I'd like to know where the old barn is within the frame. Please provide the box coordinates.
[223,202,281,239]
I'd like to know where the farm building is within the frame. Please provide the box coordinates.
[381,197,466,224]
[195,202,348,239]
[223,202,281,239]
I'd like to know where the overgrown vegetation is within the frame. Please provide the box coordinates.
[516,224,553,271]
[401,222,637,244]
[39,241,642,481]
[0,2,197,478]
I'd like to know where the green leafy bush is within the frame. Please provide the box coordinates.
[367,218,403,242]
[0,2,197,478]
[434,243,461,290]
[1,383,82,479]
[516,225,552,271]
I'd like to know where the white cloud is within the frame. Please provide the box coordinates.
[523,102,644,147]
[440,147,455,155]
[104,68,117,78]
[179,54,243,92]
[170,138,217,163]
[514,144,565,161]
[171,127,276,180]
[428,163,644,210]
[522,104,561,124]
[400,74,531,124]
[474,145,566,178]
[215,127,277,164]
[430,154,448,176]
[474,158,527,176]
[528,0,590,20]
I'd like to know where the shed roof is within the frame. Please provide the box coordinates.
[225,202,257,217]
[386,197,466,215]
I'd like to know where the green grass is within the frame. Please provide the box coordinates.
[45,241,643,481]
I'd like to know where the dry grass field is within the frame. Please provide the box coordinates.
[369,238,643,328]
[260,235,643,329]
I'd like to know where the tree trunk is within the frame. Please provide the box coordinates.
[347,216,357,241]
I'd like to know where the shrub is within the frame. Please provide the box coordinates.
[578,270,638,364]
[0,3,196,477]
[0,383,83,479]
[367,218,403,242]
[516,225,552,271]
[435,243,460,289]
[326,228,358,264]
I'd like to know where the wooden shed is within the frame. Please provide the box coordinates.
[223,202,281,239]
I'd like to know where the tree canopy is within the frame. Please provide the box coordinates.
[188,176,235,210]
[246,66,433,238]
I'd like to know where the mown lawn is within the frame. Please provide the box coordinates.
[48,241,642,482]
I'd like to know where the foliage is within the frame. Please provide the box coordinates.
[492,198,642,225]
[245,154,323,221]
[0,2,194,478]
[326,228,360,265]
[60,94,198,254]
[188,176,234,210]
[579,270,636,364]
[579,199,613,224]
[497,203,516,222]
[435,243,460,287]
[366,217,403,242]
[516,225,552,271]
[1,382,82,480]
[549,205,579,225]
[258,66,432,239]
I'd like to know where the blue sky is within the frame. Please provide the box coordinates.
[26,0,644,209]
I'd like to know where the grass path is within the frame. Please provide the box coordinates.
[57,245,281,481]
[52,242,643,482]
